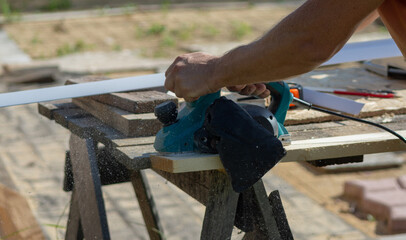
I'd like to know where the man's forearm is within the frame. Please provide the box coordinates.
[213,0,384,88]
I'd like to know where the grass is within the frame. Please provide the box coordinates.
[160,34,176,48]
[112,44,122,51]
[56,40,92,56]
[147,23,166,36]
[30,35,42,45]
[41,0,71,12]
[203,25,220,38]
[4,4,292,59]
[136,23,167,38]
[122,3,137,16]
[0,0,21,23]
[170,24,196,41]
[231,21,252,40]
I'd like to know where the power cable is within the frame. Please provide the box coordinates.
[293,97,406,144]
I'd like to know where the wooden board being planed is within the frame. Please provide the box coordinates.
[150,130,406,173]
[66,76,178,114]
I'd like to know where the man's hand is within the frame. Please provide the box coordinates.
[165,52,221,102]
[227,84,270,98]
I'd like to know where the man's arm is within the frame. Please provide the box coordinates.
[165,0,384,100]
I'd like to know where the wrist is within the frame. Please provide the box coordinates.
[211,43,253,89]
[207,56,226,92]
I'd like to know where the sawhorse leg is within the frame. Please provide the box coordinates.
[65,189,84,240]
[131,170,164,240]
[201,171,240,240]
[154,170,293,240]
[200,173,292,240]
[65,134,164,240]
[242,181,293,240]
[66,134,110,239]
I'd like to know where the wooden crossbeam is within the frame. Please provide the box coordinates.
[150,130,406,173]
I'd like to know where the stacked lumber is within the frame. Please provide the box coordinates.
[65,76,178,137]
[1,64,59,84]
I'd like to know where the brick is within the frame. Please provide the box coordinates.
[397,175,406,189]
[343,178,400,203]
[388,206,406,233]
[361,190,406,220]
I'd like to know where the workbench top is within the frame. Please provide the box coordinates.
[38,65,406,173]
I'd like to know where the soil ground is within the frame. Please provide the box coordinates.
[3,3,385,59]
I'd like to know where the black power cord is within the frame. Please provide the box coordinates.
[293,97,406,144]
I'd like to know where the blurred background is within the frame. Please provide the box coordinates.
[0,1,405,239]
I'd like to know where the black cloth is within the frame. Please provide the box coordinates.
[202,97,286,193]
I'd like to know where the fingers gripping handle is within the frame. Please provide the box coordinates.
[266,81,293,124]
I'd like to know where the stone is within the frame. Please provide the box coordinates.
[343,178,400,203]
[361,190,406,220]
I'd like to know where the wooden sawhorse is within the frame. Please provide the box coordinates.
[39,101,292,240]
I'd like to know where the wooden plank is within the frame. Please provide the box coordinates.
[66,77,178,113]
[0,183,45,240]
[131,171,164,240]
[111,136,155,147]
[72,97,161,137]
[286,90,406,125]
[1,64,58,83]
[286,114,406,141]
[69,134,110,239]
[150,130,406,173]
[371,56,406,71]
[114,145,155,170]
[153,170,215,205]
[150,153,223,173]
[285,67,406,125]
[37,100,78,120]
[40,100,156,147]
[53,107,90,129]
[40,100,155,170]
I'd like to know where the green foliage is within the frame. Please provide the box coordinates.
[135,23,167,39]
[122,3,137,16]
[112,44,122,51]
[0,0,21,23]
[56,40,91,56]
[203,25,220,38]
[41,0,71,12]
[160,34,175,48]
[30,35,42,45]
[231,21,252,40]
[170,24,196,40]
[0,0,10,17]
[160,0,171,13]
[147,23,166,36]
